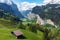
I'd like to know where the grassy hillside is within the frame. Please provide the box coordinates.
[0,18,43,40]
[0,18,60,40]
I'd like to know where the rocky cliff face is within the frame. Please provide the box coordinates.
[27,12,57,28]
[36,14,57,28]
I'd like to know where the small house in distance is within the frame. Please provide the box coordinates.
[11,30,26,39]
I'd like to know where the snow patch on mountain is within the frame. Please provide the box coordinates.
[44,0,60,4]
[0,0,12,5]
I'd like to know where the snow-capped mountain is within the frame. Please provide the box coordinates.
[49,0,60,4]
[0,0,24,18]
[44,0,60,4]
[0,0,12,5]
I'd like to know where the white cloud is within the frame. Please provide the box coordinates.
[16,2,37,11]
[16,0,60,11]
[16,2,44,11]
[43,0,51,4]
[0,0,12,5]
[0,0,5,3]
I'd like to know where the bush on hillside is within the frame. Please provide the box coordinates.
[28,24,37,33]
[19,23,26,30]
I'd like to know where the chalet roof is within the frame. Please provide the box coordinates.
[12,30,23,36]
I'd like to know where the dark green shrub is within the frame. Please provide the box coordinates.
[19,23,26,30]
[29,24,37,33]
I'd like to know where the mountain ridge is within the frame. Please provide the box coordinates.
[31,4,60,26]
[0,1,24,18]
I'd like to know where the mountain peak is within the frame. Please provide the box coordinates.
[49,0,60,4]
[0,0,12,5]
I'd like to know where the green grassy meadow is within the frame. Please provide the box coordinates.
[0,18,43,40]
[0,18,60,40]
